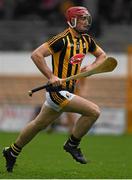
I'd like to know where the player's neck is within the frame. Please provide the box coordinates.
[69,27,81,38]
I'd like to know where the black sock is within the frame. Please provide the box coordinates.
[66,135,81,148]
[10,143,22,158]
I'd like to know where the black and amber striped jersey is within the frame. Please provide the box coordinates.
[47,27,98,93]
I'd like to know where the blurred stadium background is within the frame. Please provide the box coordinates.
[0,0,132,134]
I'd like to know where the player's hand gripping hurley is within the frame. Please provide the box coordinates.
[28,57,117,97]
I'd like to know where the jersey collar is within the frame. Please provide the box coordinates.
[69,27,82,39]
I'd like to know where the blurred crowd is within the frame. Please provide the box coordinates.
[98,0,132,24]
[0,0,131,51]
[0,0,132,24]
[0,0,83,24]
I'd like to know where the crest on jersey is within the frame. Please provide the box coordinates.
[70,53,85,65]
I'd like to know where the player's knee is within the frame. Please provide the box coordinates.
[93,105,100,119]
[89,105,100,120]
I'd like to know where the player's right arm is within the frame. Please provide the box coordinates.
[31,43,61,86]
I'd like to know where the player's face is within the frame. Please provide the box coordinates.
[76,15,92,33]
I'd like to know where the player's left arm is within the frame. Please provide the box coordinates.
[91,45,107,66]
[81,38,107,72]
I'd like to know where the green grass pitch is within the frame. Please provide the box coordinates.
[0,132,132,179]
